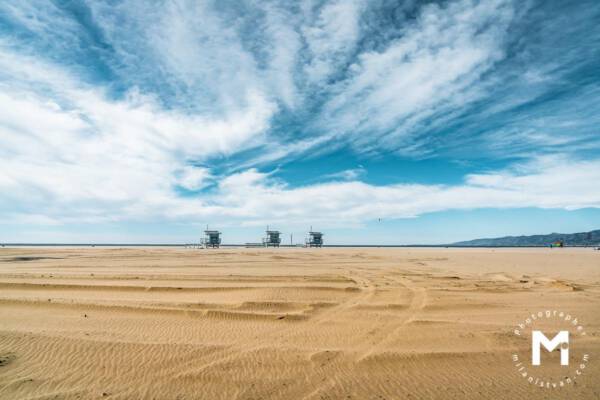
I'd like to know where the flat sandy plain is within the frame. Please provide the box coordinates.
[0,247,599,399]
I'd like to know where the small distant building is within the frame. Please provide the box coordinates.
[263,230,281,247]
[306,231,324,247]
[204,230,222,248]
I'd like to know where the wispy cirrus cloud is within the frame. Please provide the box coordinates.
[316,0,515,152]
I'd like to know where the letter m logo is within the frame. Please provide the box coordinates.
[532,330,569,366]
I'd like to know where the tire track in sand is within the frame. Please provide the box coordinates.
[160,269,377,381]
[355,274,428,361]
[298,274,428,399]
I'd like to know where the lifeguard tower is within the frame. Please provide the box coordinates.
[203,230,222,248]
[263,230,281,247]
[306,231,324,247]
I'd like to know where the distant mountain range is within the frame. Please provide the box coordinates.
[452,229,600,247]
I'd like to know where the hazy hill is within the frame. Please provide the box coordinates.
[452,229,600,247]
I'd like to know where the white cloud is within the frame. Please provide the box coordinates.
[318,0,515,153]
[176,166,212,191]
[0,46,275,222]
[322,167,366,181]
[1,0,599,233]
[2,56,599,227]
[205,157,600,227]
[259,2,304,109]
[302,0,365,83]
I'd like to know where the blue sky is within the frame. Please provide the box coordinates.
[1,0,599,244]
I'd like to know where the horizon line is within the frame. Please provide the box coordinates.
[1,243,596,248]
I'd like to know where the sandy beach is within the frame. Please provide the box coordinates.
[0,247,599,399]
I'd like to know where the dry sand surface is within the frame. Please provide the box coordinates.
[0,247,599,399]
